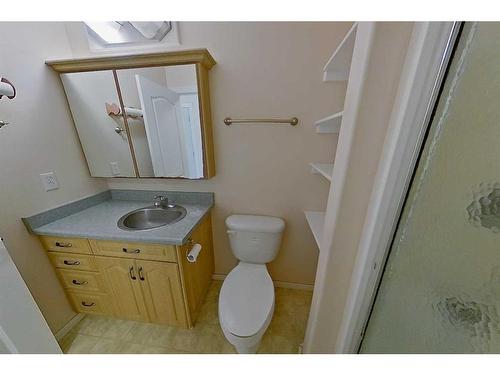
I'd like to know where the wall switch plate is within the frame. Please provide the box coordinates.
[39,172,59,191]
[109,162,121,176]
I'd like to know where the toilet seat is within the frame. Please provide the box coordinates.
[219,262,274,337]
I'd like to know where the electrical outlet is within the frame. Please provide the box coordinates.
[109,162,121,176]
[40,172,59,191]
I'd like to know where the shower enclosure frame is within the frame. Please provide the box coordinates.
[333,22,462,353]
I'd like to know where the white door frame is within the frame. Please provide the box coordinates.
[303,21,377,354]
[334,22,461,353]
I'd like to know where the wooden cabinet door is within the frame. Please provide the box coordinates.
[136,259,187,327]
[178,215,215,324]
[96,257,149,322]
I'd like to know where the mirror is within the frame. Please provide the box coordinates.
[116,65,203,178]
[52,50,216,179]
[61,70,136,177]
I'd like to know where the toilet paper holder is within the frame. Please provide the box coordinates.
[185,238,202,263]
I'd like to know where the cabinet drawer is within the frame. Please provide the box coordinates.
[57,269,106,293]
[40,236,92,254]
[67,292,112,315]
[93,240,177,262]
[48,252,97,272]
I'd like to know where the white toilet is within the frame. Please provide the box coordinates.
[218,214,285,354]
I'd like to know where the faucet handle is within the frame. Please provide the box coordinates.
[153,195,168,207]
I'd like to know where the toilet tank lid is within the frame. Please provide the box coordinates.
[226,215,285,233]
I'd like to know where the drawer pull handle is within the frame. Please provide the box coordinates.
[72,279,88,286]
[129,266,137,280]
[63,260,80,266]
[81,302,95,307]
[123,248,140,254]
[138,266,145,281]
[55,242,73,248]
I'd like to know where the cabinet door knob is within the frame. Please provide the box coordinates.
[55,242,73,248]
[72,279,88,286]
[81,301,95,307]
[63,260,80,266]
[129,266,137,280]
[138,266,145,281]
[123,248,140,254]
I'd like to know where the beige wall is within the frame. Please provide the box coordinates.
[305,22,415,352]
[103,22,353,285]
[164,65,197,88]
[0,23,108,332]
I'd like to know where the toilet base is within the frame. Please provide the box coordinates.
[233,341,260,354]
[220,302,274,355]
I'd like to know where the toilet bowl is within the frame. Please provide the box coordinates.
[218,214,285,354]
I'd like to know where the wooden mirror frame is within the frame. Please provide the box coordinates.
[46,49,216,179]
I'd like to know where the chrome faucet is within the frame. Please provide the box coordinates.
[153,195,168,208]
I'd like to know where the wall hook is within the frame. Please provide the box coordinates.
[0,77,15,129]
[0,77,16,99]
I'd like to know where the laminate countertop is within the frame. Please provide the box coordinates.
[23,190,214,245]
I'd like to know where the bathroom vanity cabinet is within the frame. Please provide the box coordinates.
[39,214,214,329]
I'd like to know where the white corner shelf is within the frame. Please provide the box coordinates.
[310,163,333,182]
[304,211,325,250]
[315,111,343,133]
[323,23,358,82]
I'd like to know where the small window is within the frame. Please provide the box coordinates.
[85,21,173,48]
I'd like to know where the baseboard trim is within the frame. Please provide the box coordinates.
[273,280,314,291]
[55,313,85,341]
[212,273,314,291]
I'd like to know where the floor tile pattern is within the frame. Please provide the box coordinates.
[59,281,312,354]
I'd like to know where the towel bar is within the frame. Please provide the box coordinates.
[224,117,299,126]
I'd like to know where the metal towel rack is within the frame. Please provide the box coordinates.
[224,117,299,126]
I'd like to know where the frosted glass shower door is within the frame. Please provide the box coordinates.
[361,23,500,353]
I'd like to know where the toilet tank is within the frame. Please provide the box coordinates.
[226,215,285,264]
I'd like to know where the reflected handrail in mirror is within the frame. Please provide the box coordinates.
[106,102,143,119]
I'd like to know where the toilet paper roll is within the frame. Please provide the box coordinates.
[186,243,202,263]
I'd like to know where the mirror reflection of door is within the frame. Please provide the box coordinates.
[136,75,184,177]
[116,65,204,178]
[61,70,137,177]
